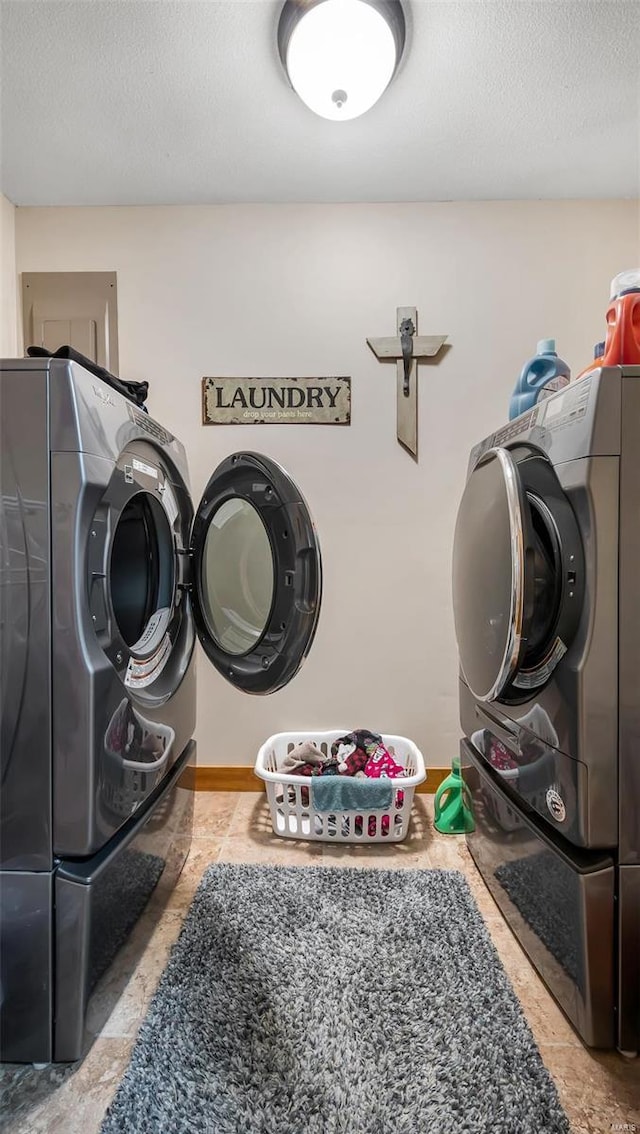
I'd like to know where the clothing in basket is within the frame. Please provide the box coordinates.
[255,730,426,844]
[281,730,406,835]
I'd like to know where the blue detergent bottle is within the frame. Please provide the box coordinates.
[508,339,571,420]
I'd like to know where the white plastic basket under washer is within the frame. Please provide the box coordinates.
[254,730,426,843]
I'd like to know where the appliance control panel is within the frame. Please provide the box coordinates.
[127,401,175,445]
[493,405,541,446]
[540,376,593,433]
[469,374,600,470]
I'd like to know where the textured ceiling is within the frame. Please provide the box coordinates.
[1,0,639,205]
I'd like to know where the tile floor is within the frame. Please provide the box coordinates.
[2,791,639,1134]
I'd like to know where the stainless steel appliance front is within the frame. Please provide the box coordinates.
[453,367,640,1054]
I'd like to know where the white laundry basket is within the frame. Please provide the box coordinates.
[254,730,426,843]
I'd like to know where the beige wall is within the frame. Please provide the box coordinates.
[15,200,638,766]
[0,194,17,356]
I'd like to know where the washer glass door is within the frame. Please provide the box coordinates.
[199,497,275,656]
[190,452,322,694]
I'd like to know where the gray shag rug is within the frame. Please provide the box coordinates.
[101,864,570,1134]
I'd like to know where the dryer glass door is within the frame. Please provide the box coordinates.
[453,446,533,702]
[189,452,322,694]
[453,444,584,703]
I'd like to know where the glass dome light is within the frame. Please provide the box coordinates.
[278,0,406,121]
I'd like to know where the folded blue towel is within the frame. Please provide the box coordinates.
[311,776,393,812]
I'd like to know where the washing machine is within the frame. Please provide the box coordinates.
[452,365,640,1055]
[0,356,322,1062]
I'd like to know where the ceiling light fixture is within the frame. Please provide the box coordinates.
[278,0,406,122]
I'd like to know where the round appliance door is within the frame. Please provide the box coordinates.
[452,445,584,703]
[190,452,322,694]
[88,439,194,699]
[109,491,175,655]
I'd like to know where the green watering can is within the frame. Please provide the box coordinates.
[434,757,475,834]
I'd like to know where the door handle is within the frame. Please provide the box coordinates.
[296,547,320,614]
[475,704,522,755]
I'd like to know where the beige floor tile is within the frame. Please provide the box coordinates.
[538,1044,640,1134]
[226,790,273,836]
[218,831,323,866]
[191,791,240,838]
[88,909,185,1040]
[220,791,323,864]
[164,837,224,909]
[2,1037,133,1134]
[424,835,503,915]
[421,824,471,863]
[403,792,434,834]
[321,839,432,869]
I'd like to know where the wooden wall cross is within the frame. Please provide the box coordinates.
[367,306,448,458]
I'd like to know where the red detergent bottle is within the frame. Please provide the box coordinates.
[577,269,640,379]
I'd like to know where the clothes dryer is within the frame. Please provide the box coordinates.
[0,357,322,1061]
[452,366,640,1054]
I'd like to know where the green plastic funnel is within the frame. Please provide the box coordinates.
[434,757,475,834]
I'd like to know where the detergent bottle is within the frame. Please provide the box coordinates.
[508,339,571,420]
[433,757,474,835]
[576,269,640,381]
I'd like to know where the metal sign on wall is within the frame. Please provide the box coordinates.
[202,376,351,426]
